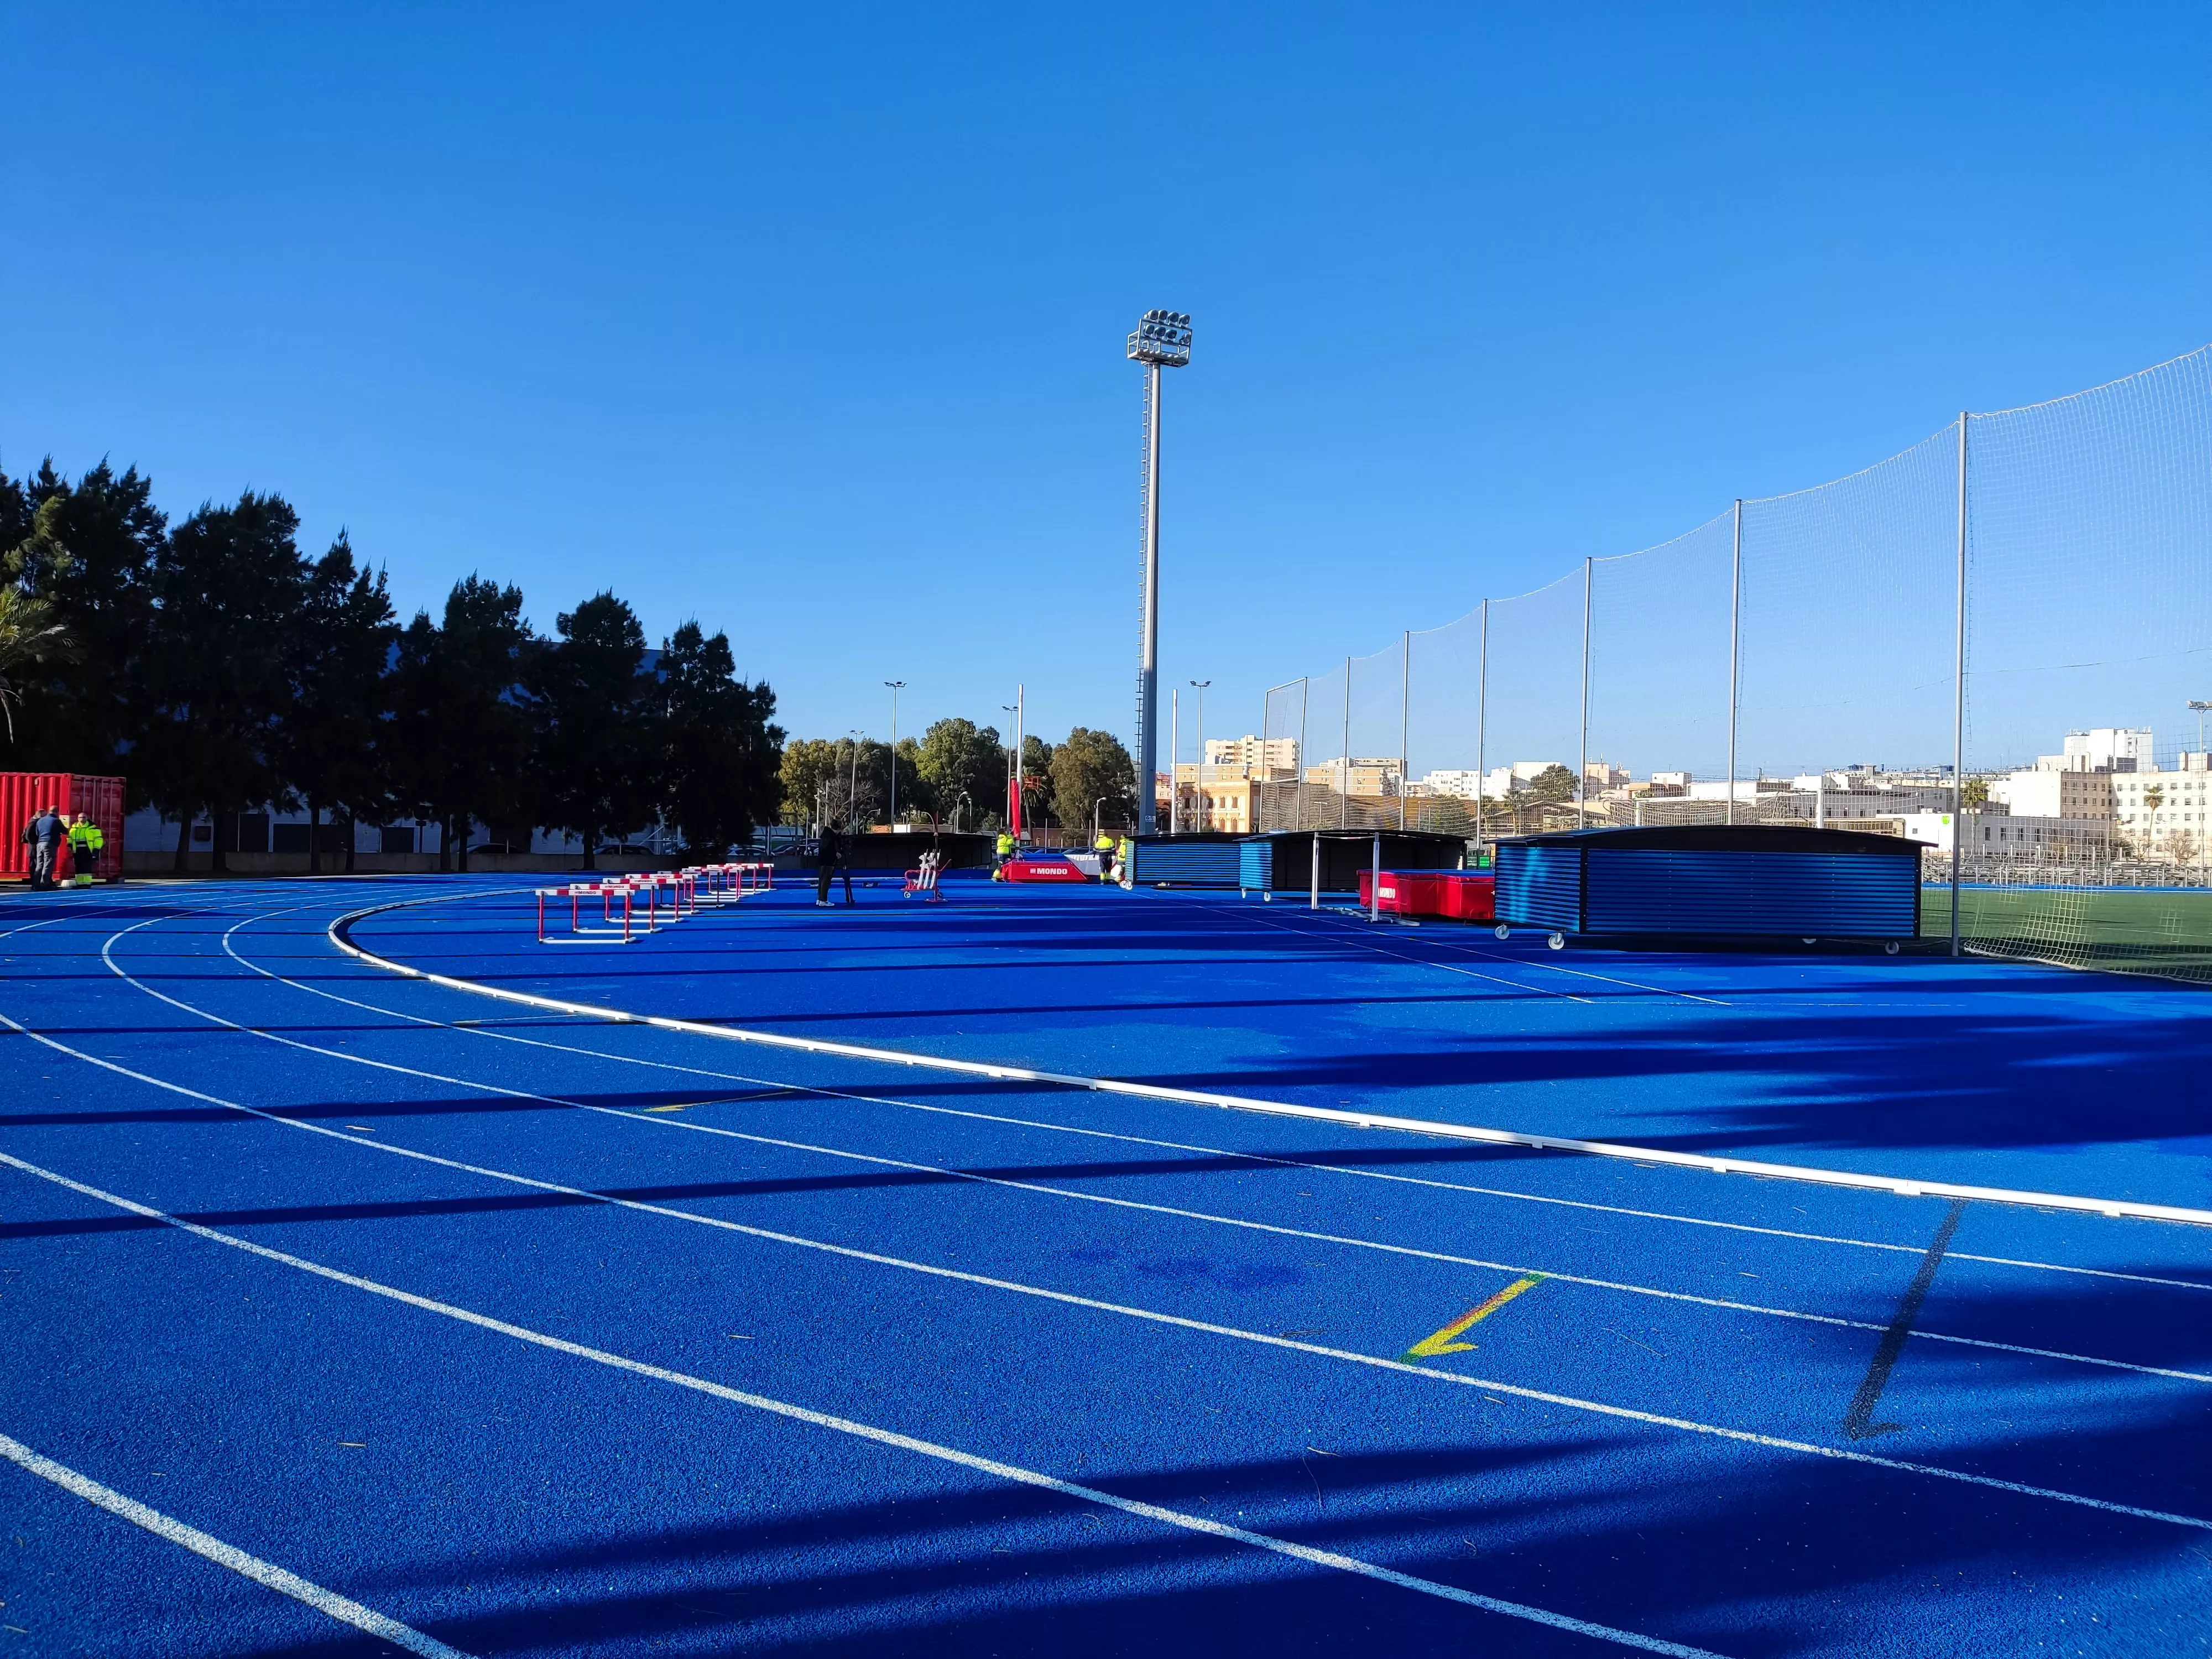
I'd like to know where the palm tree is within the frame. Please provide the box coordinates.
[0,585,74,744]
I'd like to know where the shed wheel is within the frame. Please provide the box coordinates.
[1547,932,1566,951]
[1493,924,1511,940]
[1884,941,1901,956]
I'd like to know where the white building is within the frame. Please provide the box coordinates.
[1203,735,1298,778]
[1900,810,2111,859]
[1987,767,2115,821]
[1418,769,1486,800]
[2111,755,2212,858]
[2053,727,2153,773]
[1470,760,1569,798]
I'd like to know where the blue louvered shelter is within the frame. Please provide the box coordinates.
[1493,826,1924,946]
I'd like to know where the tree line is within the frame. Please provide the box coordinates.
[778,722,1137,839]
[1,458,782,870]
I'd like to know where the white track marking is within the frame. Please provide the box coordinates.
[0,1430,470,1657]
[0,1153,1726,1658]
[96,917,2212,1383]
[1194,898,1725,1013]
[209,914,2212,1296]
[317,894,2212,1229]
[2,1010,2205,1533]
[1203,894,1731,1006]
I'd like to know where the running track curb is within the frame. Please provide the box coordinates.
[326,893,2212,1231]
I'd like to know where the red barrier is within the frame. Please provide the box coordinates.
[1358,869,1494,921]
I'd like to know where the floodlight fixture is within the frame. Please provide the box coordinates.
[1126,309,1194,367]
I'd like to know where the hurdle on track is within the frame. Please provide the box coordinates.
[536,861,774,943]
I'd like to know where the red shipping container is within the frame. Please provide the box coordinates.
[2,773,127,883]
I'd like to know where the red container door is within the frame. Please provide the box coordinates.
[1,773,75,880]
[67,775,127,880]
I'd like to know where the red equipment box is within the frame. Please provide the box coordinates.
[1357,868,1493,921]
[1001,853,1089,884]
[2,773,126,882]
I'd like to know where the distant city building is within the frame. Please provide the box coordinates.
[1989,768,2115,821]
[1305,758,1403,795]
[2054,727,2153,773]
[1901,810,2111,860]
[1418,769,1485,800]
[1202,735,1298,778]
[2112,755,2211,858]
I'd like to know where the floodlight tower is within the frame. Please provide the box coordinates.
[1129,310,1193,834]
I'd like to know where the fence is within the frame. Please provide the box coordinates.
[1240,343,2212,984]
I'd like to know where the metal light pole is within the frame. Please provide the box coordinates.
[1190,680,1209,831]
[1129,311,1192,836]
[2190,699,2211,760]
[884,681,905,826]
[846,730,864,828]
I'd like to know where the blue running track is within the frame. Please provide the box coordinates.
[2,874,2208,1657]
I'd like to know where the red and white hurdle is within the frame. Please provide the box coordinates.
[536,859,776,943]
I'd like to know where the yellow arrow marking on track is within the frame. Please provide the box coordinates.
[1402,1276,1544,1360]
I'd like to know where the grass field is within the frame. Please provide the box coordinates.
[3,874,2209,1656]
[1921,881,2212,981]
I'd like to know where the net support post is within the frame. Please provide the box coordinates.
[1951,412,1969,958]
[1398,629,1410,832]
[1727,499,1743,829]
[1474,599,1488,865]
[1578,556,1592,830]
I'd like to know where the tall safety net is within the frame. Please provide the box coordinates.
[1234,342,2212,983]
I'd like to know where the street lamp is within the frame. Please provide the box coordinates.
[2190,699,2212,761]
[1189,680,1211,831]
[955,791,971,833]
[1129,309,1193,837]
[884,682,906,825]
[847,730,864,828]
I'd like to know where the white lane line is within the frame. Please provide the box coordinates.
[0,1429,470,1657]
[2,1008,2204,1535]
[211,913,2212,1296]
[106,916,2212,1383]
[1194,898,1725,1013]
[321,894,2212,1230]
[1201,894,1731,1006]
[0,1152,1728,1659]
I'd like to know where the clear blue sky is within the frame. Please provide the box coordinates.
[3,5,2207,765]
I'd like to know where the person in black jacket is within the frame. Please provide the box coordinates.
[22,805,65,889]
[815,820,854,907]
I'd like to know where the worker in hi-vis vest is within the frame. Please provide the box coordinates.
[993,829,1014,879]
[66,814,104,886]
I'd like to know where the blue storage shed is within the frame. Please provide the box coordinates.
[1126,833,1247,888]
[1493,825,1923,946]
